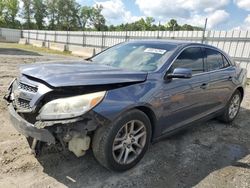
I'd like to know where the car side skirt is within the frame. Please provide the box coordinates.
[152,107,225,144]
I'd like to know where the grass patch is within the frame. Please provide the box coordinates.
[0,42,72,56]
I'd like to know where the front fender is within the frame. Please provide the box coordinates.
[93,81,161,138]
[93,82,155,120]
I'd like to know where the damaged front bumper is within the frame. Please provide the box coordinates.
[7,102,97,156]
[8,103,55,143]
[5,77,109,157]
[7,99,108,157]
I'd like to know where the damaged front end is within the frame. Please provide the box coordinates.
[4,76,109,157]
[5,61,147,158]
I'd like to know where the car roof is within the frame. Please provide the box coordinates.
[127,39,217,49]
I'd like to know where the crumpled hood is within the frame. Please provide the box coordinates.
[20,60,147,87]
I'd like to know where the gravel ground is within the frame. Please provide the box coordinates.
[0,44,250,188]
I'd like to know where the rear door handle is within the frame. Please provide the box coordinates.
[228,76,232,81]
[200,83,208,89]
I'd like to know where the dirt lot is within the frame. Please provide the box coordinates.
[0,43,250,188]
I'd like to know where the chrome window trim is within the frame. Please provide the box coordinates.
[192,66,232,77]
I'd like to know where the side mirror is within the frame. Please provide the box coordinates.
[166,68,192,79]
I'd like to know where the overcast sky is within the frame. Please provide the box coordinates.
[76,0,250,30]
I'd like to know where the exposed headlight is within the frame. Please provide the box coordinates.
[38,91,106,120]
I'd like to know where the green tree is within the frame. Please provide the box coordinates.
[0,0,6,26]
[106,17,204,32]
[56,0,80,30]
[0,0,205,31]
[89,5,105,31]
[22,0,33,29]
[192,26,203,31]
[79,6,92,30]
[166,19,181,31]
[4,0,19,28]
[108,24,115,31]
[46,0,58,30]
[145,17,155,30]
[33,0,47,29]
[181,24,194,31]
[135,18,147,30]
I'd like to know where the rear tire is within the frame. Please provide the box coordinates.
[92,109,151,171]
[218,90,242,123]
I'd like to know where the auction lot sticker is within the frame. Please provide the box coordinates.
[144,48,167,54]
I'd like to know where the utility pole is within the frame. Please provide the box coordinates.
[157,21,161,39]
[202,18,208,44]
[173,23,175,32]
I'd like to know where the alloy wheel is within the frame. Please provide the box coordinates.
[112,120,147,165]
[228,94,241,119]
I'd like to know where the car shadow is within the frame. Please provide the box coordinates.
[0,48,42,56]
[36,107,250,188]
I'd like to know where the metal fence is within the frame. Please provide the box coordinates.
[0,28,21,42]
[1,28,250,68]
[22,30,250,65]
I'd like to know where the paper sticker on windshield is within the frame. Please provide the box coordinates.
[144,48,166,54]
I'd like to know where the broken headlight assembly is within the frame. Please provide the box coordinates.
[38,91,106,120]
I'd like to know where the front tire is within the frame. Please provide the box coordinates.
[92,109,152,171]
[219,90,242,123]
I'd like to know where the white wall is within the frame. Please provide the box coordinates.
[0,28,21,42]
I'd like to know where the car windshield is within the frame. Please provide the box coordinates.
[91,42,177,72]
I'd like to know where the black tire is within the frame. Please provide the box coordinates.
[218,90,242,123]
[92,109,152,171]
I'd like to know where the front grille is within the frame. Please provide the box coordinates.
[18,82,38,93]
[12,81,38,111]
[16,98,31,109]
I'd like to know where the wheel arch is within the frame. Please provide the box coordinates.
[236,86,244,101]
[134,106,157,141]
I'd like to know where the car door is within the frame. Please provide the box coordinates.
[204,47,236,112]
[159,47,211,134]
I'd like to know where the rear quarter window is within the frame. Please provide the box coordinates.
[222,55,231,67]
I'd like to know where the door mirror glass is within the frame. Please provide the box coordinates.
[166,68,192,79]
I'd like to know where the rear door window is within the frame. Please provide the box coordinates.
[205,48,228,71]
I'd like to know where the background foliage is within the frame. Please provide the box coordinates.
[0,0,203,31]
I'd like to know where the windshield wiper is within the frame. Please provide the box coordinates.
[85,58,92,62]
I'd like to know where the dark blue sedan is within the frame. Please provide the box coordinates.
[5,40,247,171]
